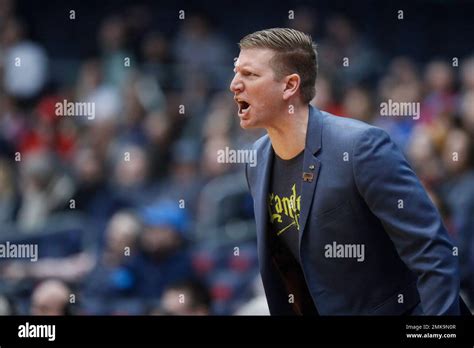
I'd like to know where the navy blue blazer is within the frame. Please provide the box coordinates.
[245,105,461,315]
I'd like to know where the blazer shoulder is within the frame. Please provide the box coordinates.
[321,111,389,142]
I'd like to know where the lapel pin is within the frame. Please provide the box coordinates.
[309,165,315,170]
[302,172,314,182]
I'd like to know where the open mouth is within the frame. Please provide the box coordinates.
[236,100,251,116]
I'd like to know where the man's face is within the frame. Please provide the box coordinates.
[229,48,285,129]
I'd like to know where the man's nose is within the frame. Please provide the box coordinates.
[229,74,243,93]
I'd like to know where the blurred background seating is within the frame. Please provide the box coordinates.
[0,0,473,315]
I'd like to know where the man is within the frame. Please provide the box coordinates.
[153,280,211,315]
[230,28,463,315]
[31,279,72,315]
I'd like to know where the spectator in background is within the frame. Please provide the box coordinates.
[201,92,239,141]
[407,126,444,187]
[81,211,141,314]
[143,109,172,180]
[0,92,25,151]
[341,85,374,123]
[153,280,211,315]
[141,31,174,90]
[17,95,77,161]
[98,15,134,88]
[419,61,457,153]
[155,139,202,216]
[0,17,48,103]
[179,72,211,140]
[311,74,344,116]
[111,143,159,206]
[374,57,422,153]
[30,279,72,315]
[319,15,382,88]
[75,58,121,160]
[440,128,474,308]
[70,146,121,222]
[421,60,456,124]
[286,6,320,38]
[122,4,153,54]
[132,200,194,300]
[173,13,232,90]
[75,58,121,120]
[200,135,233,182]
[16,151,75,231]
[117,72,164,146]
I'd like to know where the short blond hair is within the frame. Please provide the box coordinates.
[239,28,318,104]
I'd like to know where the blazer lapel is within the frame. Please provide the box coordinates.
[298,106,323,248]
[254,138,274,266]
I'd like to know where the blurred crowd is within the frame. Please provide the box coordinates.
[0,0,473,315]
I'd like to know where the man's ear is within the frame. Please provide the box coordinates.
[282,74,301,101]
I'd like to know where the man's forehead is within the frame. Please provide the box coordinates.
[234,48,274,68]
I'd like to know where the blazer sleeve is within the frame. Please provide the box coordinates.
[352,126,460,315]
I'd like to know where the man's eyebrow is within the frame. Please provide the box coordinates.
[234,63,253,70]
[233,59,257,73]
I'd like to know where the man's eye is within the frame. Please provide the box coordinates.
[243,71,257,77]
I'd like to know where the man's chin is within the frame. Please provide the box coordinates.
[240,115,257,129]
[239,118,256,129]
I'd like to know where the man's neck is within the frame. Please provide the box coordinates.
[267,105,309,160]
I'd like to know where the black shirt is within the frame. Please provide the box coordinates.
[268,151,304,263]
[267,150,318,315]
